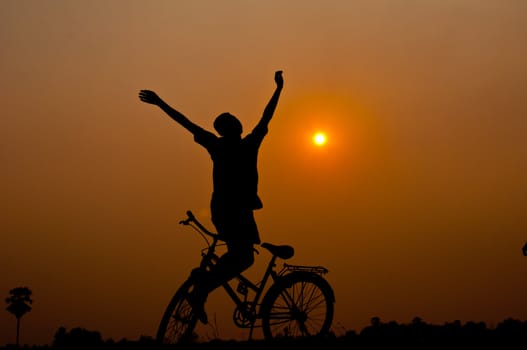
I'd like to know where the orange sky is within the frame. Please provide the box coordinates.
[2,1,527,345]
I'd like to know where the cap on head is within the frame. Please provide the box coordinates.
[214,113,242,137]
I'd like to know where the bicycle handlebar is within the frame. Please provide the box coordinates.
[179,210,221,240]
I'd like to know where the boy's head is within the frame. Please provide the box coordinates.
[214,113,242,137]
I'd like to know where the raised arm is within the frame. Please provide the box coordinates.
[255,71,284,131]
[138,90,202,134]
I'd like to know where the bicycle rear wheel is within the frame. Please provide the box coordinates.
[156,279,199,345]
[260,272,335,340]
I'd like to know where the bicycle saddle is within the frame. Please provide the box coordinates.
[260,242,295,260]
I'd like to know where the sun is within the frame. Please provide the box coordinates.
[313,132,327,146]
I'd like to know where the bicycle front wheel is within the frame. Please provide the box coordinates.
[156,279,199,345]
[260,272,335,340]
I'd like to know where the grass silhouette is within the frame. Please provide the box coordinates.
[2,317,526,349]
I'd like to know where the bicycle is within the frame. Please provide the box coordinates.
[156,210,335,345]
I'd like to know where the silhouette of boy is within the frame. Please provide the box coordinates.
[139,71,284,323]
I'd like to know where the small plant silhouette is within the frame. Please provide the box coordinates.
[5,286,33,347]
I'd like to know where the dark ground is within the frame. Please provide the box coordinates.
[3,317,527,349]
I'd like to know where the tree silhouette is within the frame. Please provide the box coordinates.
[5,286,33,347]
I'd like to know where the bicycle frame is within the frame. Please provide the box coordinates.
[189,220,284,329]
[176,210,334,341]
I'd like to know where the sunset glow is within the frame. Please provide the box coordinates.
[313,132,327,146]
[2,1,527,346]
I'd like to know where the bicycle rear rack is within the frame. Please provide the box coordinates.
[280,263,329,276]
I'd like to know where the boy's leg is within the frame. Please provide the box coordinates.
[187,243,254,324]
[206,241,255,291]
